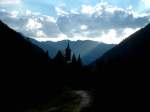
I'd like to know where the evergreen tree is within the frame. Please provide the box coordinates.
[72,54,77,64]
[77,55,82,67]
[65,41,71,62]
[54,50,65,64]
[46,51,49,58]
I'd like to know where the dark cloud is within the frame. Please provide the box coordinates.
[0,10,27,29]
[0,9,62,38]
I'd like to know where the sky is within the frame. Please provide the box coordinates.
[0,0,150,44]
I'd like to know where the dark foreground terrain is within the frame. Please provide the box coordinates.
[1,20,150,112]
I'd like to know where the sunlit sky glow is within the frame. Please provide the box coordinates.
[0,0,150,44]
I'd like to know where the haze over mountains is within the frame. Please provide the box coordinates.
[31,39,115,65]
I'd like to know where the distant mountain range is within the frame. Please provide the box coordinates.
[31,39,115,65]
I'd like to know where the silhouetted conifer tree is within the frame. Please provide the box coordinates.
[77,55,82,67]
[72,54,77,64]
[46,51,50,59]
[65,41,71,62]
[54,50,65,64]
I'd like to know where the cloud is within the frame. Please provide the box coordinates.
[0,1,150,44]
[123,28,140,37]
[80,25,88,30]
[56,2,150,40]
[36,30,47,38]
[0,9,61,39]
[26,18,42,30]
[55,7,69,16]
[141,0,150,8]
[0,0,21,4]
[0,9,27,29]
[81,5,95,15]
[70,9,79,14]
[55,3,69,16]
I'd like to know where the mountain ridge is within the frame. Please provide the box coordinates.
[30,39,115,65]
[94,23,150,74]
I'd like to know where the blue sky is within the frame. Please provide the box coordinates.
[0,0,150,44]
